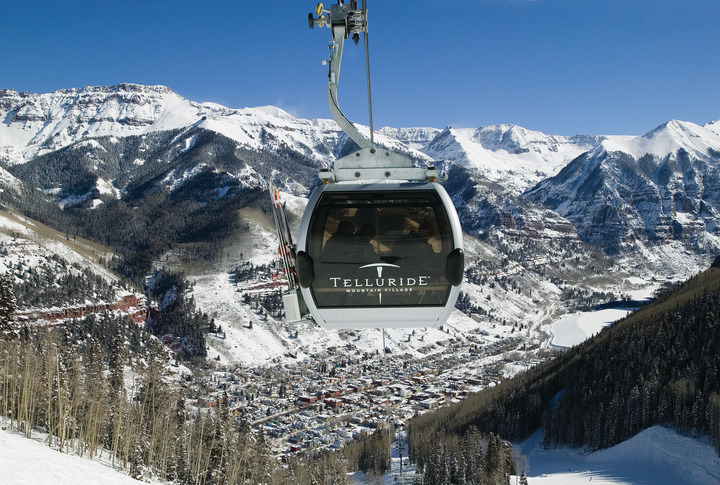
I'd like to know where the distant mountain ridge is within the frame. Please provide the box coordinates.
[1,83,719,264]
[0,84,339,167]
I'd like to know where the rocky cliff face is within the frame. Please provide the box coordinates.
[524,122,720,251]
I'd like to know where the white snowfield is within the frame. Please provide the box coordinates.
[549,307,635,348]
[0,427,156,484]
[519,426,720,485]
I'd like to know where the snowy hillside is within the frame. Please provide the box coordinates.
[0,207,117,283]
[0,207,145,324]
[0,427,159,485]
[0,85,337,166]
[518,426,720,485]
[600,119,720,160]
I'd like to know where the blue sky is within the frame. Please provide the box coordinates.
[1,0,718,136]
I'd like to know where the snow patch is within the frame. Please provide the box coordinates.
[161,163,209,192]
[549,307,636,348]
[600,120,720,160]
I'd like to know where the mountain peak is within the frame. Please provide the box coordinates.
[644,119,695,138]
[599,119,720,160]
[473,124,544,152]
[253,105,295,120]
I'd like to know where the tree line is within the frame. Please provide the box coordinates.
[401,265,720,460]
[408,426,517,485]
[3,250,116,310]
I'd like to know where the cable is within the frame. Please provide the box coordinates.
[363,0,374,145]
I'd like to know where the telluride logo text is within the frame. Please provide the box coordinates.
[328,277,430,288]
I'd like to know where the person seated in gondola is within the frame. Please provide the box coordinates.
[398,220,436,257]
[322,220,356,260]
[348,222,378,262]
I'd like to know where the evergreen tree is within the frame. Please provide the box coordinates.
[0,273,18,340]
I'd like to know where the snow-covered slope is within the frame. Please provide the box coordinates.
[525,119,720,250]
[0,207,146,326]
[0,427,161,485]
[377,126,441,150]
[520,426,720,485]
[0,85,340,166]
[0,207,116,282]
[600,119,720,160]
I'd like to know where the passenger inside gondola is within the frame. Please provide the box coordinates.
[322,220,355,258]
[349,222,377,262]
[397,220,436,257]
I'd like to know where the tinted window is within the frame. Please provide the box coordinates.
[306,190,454,308]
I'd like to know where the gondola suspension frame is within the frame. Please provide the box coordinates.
[272,1,464,329]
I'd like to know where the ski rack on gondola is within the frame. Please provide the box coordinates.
[269,180,306,321]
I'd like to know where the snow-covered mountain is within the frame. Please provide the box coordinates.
[424,125,599,192]
[526,119,720,250]
[0,84,437,171]
[1,83,718,274]
[2,84,720,312]
[2,83,719,252]
[0,84,338,167]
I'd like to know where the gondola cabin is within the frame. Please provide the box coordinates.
[276,1,465,329]
[295,182,464,329]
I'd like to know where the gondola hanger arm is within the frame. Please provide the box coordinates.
[310,2,373,150]
[309,1,446,184]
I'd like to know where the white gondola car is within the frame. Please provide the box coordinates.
[295,182,463,329]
